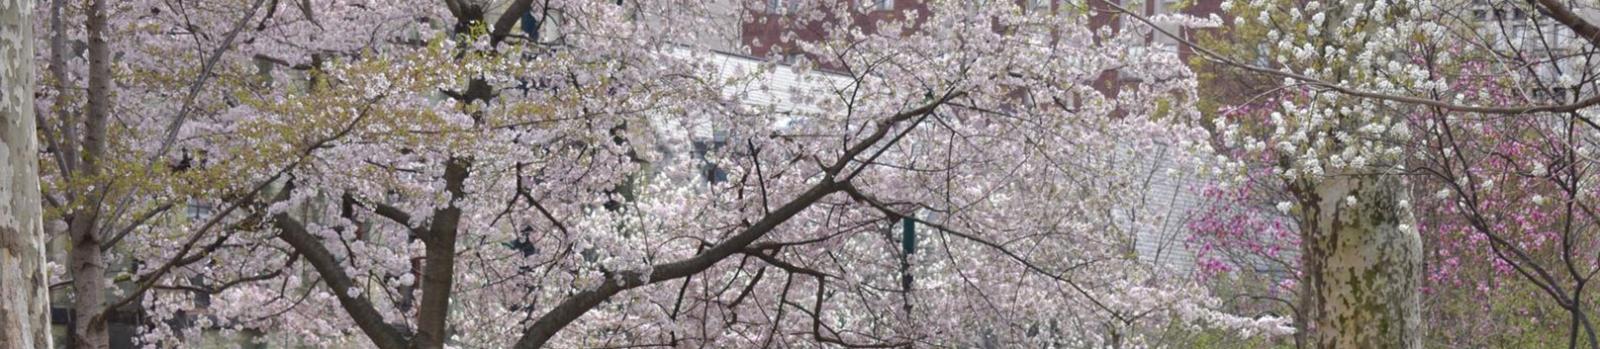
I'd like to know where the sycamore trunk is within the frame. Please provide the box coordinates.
[0,0,53,346]
[1297,171,1423,348]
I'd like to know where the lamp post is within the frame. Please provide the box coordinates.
[899,216,914,313]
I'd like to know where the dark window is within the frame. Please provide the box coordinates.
[692,133,729,183]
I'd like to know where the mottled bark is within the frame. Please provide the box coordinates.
[1296,171,1422,349]
[0,0,53,346]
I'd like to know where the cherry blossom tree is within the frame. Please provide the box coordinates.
[28,0,1297,348]
[31,0,408,346]
[24,0,1301,347]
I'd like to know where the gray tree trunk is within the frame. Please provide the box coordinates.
[67,0,112,346]
[0,0,54,347]
[1296,171,1423,348]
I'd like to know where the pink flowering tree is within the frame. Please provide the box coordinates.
[1404,58,1600,347]
[1180,91,1305,345]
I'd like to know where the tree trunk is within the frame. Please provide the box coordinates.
[1296,171,1422,349]
[0,0,53,346]
[67,221,107,349]
[414,158,468,349]
[68,0,113,346]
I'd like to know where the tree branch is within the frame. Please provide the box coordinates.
[274,212,411,349]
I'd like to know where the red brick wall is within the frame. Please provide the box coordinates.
[740,0,932,61]
[738,0,1229,99]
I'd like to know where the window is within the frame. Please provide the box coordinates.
[1153,0,1180,14]
[1471,2,1531,22]
[860,0,894,11]
[692,133,729,183]
[1151,0,1180,45]
[768,0,798,14]
[1027,0,1051,12]
[186,200,214,221]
